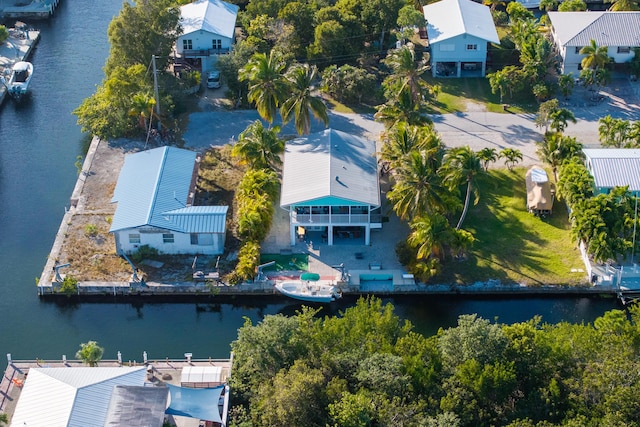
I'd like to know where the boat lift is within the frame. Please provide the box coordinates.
[53,262,71,282]
[255,261,276,282]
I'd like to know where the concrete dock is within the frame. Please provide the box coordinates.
[0,0,60,20]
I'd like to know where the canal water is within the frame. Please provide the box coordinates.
[0,1,619,361]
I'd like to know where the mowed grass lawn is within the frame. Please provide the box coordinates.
[433,167,587,286]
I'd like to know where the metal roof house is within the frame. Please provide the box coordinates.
[583,148,640,194]
[110,147,228,256]
[280,129,381,246]
[10,367,150,427]
[422,0,499,78]
[175,0,239,73]
[548,12,640,75]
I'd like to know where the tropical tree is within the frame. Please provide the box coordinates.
[382,44,432,105]
[281,63,328,135]
[408,213,454,262]
[539,0,559,11]
[598,115,633,148]
[0,25,8,44]
[483,0,506,11]
[75,341,104,367]
[441,146,485,230]
[537,132,584,182]
[478,147,499,171]
[128,92,156,132]
[558,73,575,99]
[239,51,289,124]
[396,5,426,42]
[535,99,560,133]
[374,89,432,128]
[580,39,609,71]
[558,0,587,10]
[380,122,443,170]
[557,158,594,207]
[549,108,576,133]
[499,148,523,171]
[232,120,284,171]
[605,0,640,11]
[0,412,7,426]
[388,150,451,220]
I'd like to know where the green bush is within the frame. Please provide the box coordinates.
[84,224,98,237]
[59,275,78,296]
[131,245,159,263]
[0,26,8,44]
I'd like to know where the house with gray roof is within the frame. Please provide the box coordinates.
[280,129,382,246]
[176,0,238,72]
[548,12,640,75]
[583,148,640,194]
[422,0,499,78]
[110,146,228,256]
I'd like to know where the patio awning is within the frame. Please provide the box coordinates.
[181,366,223,384]
[166,383,224,424]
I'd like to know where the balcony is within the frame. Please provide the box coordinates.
[292,213,381,225]
[181,48,230,58]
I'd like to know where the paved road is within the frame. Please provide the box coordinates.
[183,78,640,168]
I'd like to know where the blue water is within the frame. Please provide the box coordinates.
[0,0,618,362]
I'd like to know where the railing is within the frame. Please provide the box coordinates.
[292,213,380,224]
[181,48,230,57]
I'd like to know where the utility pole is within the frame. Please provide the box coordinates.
[152,54,161,131]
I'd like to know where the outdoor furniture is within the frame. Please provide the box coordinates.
[193,271,219,281]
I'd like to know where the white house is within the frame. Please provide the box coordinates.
[280,129,382,246]
[423,0,499,78]
[110,147,228,256]
[176,0,239,72]
[548,12,640,75]
[583,148,640,194]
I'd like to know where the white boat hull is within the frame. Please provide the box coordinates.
[275,280,341,303]
[2,61,33,100]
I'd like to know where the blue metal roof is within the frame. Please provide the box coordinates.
[110,147,201,232]
[164,205,228,233]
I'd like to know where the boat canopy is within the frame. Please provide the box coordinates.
[300,272,320,281]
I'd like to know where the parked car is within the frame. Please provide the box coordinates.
[207,71,221,89]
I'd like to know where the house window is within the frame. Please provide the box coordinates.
[618,46,631,54]
[129,234,141,244]
[183,39,193,50]
[466,44,477,51]
[575,46,582,54]
[191,233,213,245]
[191,233,198,245]
[212,39,222,50]
[163,233,175,243]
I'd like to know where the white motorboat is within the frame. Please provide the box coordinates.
[2,61,34,100]
[275,273,342,303]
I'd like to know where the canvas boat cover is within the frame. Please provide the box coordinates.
[526,166,554,212]
[165,383,224,424]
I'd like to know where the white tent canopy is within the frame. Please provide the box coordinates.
[181,366,223,385]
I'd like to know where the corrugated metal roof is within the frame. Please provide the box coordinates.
[110,147,197,232]
[180,0,238,39]
[584,148,640,192]
[423,0,499,44]
[163,205,228,233]
[280,129,380,208]
[549,12,640,47]
[10,367,146,427]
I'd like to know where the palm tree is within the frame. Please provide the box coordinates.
[477,147,499,171]
[76,341,104,367]
[536,132,584,182]
[382,44,431,105]
[483,0,506,10]
[280,64,328,135]
[598,115,631,147]
[580,39,609,72]
[374,89,432,128]
[549,108,576,133]
[232,120,284,171]
[387,150,451,221]
[499,148,523,171]
[605,0,640,11]
[239,51,289,124]
[408,213,454,262]
[380,122,443,170]
[128,92,156,131]
[441,146,485,230]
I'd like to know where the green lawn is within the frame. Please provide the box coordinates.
[260,254,309,271]
[432,167,587,286]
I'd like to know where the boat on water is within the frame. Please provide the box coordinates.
[1,61,34,100]
[275,273,342,303]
